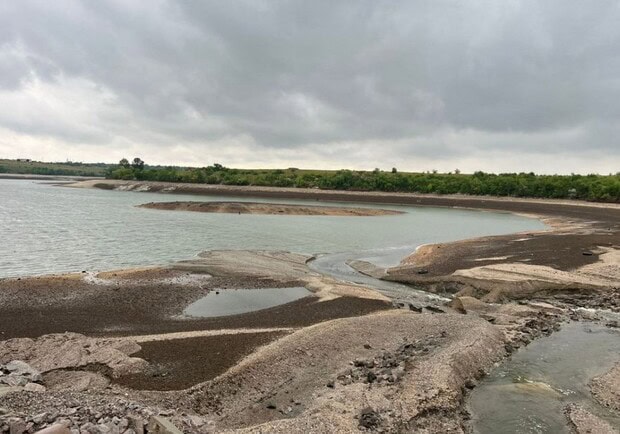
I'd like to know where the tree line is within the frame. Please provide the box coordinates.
[107,159,620,203]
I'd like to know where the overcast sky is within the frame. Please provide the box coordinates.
[0,1,618,174]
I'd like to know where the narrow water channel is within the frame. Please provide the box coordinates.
[469,321,620,433]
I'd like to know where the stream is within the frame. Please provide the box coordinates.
[469,321,620,433]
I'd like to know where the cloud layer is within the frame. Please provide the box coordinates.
[0,1,618,173]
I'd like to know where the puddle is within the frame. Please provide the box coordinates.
[469,322,620,433]
[183,287,313,318]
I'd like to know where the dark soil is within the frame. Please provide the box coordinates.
[116,332,287,391]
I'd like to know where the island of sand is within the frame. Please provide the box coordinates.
[137,201,403,216]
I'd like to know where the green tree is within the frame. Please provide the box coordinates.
[131,158,145,170]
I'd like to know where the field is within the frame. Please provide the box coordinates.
[0,159,111,177]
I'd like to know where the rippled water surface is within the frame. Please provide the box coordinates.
[0,179,546,278]
[470,322,620,433]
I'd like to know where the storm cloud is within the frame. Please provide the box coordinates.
[0,0,618,173]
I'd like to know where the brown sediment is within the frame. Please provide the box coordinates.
[115,331,288,391]
[138,201,403,216]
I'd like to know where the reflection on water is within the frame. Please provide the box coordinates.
[184,287,312,317]
[0,179,545,278]
[469,322,620,433]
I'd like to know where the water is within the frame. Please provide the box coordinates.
[184,287,312,318]
[0,179,545,278]
[469,322,620,433]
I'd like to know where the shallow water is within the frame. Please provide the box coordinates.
[0,179,545,278]
[469,322,620,433]
[184,287,312,318]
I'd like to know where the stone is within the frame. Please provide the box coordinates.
[1,376,28,387]
[5,361,42,382]
[24,383,46,392]
[0,386,23,397]
[126,417,144,434]
[32,413,48,425]
[34,423,71,434]
[8,418,26,434]
[358,407,381,429]
[146,417,183,434]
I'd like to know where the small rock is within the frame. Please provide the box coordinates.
[366,372,377,383]
[34,423,71,434]
[24,383,46,392]
[326,380,335,389]
[408,303,422,313]
[32,413,48,424]
[8,418,27,434]
[359,407,382,429]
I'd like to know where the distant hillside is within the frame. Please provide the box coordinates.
[0,159,110,177]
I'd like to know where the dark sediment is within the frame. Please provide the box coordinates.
[116,332,287,391]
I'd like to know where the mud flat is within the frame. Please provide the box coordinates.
[138,201,403,216]
[0,248,571,433]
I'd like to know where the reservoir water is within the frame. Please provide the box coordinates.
[0,179,546,278]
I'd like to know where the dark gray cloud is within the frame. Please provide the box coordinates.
[0,0,618,173]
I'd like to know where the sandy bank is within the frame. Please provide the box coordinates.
[590,361,620,412]
[138,201,403,216]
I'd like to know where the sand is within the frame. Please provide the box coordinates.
[138,201,403,216]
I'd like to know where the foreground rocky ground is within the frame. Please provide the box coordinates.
[2,183,619,433]
[3,248,615,433]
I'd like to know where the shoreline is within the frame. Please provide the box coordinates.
[1,180,618,432]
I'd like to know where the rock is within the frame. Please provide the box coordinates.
[146,416,183,434]
[366,371,377,383]
[34,423,71,434]
[5,361,42,382]
[0,334,147,378]
[0,386,23,397]
[8,418,26,434]
[1,376,28,387]
[424,305,445,314]
[448,297,467,314]
[24,383,46,392]
[605,320,619,328]
[565,404,616,434]
[31,413,48,425]
[408,303,422,313]
[126,416,144,434]
[358,407,381,429]
[43,371,109,392]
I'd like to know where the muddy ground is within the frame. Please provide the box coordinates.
[138,201,403,216]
